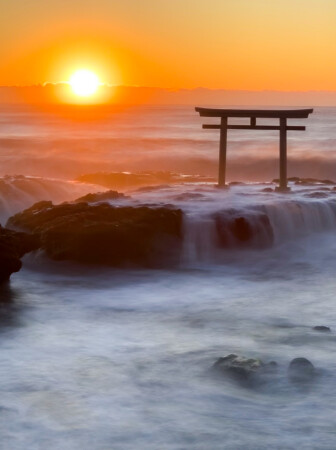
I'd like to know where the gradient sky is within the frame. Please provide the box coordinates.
[1,0,336,90]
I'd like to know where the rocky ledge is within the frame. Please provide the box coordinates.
[7,201,183,267]
[0,225,40,283]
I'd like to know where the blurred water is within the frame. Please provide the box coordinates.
[2,230,336,450]
[1,105,336,448]
[1,104,336,180]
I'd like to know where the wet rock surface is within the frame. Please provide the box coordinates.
[304,191,330,198]
[213,354,320,388]
[273,177,336,186]
[288,358,315,382]
[213,354,277,382]
[73,190,127,203]
[214,211,274,248]
[0,225,40,283]
[313,325,331,332]
[7,201,183,267]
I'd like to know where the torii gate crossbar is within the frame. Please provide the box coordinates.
[195,107,314,191]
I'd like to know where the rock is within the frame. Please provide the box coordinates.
[273,177,336,186]
[304,192,329,199]
[213,354,277,381]
[135,184,171,192]
[0,225,40,283]
[313,325,331,332]
[294,177,335,186]
[229,181,246,186]
[288,358,315,382]
[261,188,274,193]
[7,202,183,267]
[73,190,127,203]
[173,192,206,201]
[231,217,252,242]
[214,211,274,248]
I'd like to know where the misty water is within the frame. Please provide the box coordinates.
[1,105,336,449]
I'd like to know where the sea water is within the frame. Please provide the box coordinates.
[1,104,336,449]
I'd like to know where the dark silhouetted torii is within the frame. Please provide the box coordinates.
[195,107,313,191]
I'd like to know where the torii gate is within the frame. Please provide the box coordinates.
[195,107,314,191]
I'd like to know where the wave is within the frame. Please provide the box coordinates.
[0,175,105,224]
[182,195,336,263]
[3,176,336,266]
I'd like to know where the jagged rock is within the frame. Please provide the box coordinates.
[313,325,331,332]
[288,358,315,382]
[7,201,183,267]
[0,225,40,283]
[73,190,127,203]
[213,354,277,381]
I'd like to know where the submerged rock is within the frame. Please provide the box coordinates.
[313,325,331,332]
[229,181,246,186]
[73,190,127,203]
[288,358,315,382]
[0,225,40,283]
[213,354,277,382]
[7,201,183,267]
[273,177,336,186]
[304,191,329,199]
[214,211,274,248]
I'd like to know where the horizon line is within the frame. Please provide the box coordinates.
[1,84,336,94]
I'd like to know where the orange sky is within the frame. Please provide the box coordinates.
[1,0,336,90]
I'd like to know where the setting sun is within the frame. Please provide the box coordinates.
[69,69,100,97]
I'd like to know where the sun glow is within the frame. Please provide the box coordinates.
[69,69,100,97]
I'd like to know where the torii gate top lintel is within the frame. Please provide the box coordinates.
[195,107,313,119]
[195,107,314,191]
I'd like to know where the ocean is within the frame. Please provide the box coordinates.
[1,103,336,449]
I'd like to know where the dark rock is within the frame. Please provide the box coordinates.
[304,192,329,199]
[135,184,171,192]
[231,217,252,242]
[214,211,274,248]
[73,190,127,203]
[213,354,277,381]
[7,202,183,267]
[288,358,315,382]
[229,181,246,186]
[261,188,274,193]
[0,225,40,283]
[313,325,331,332]
[172,192,206,201]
